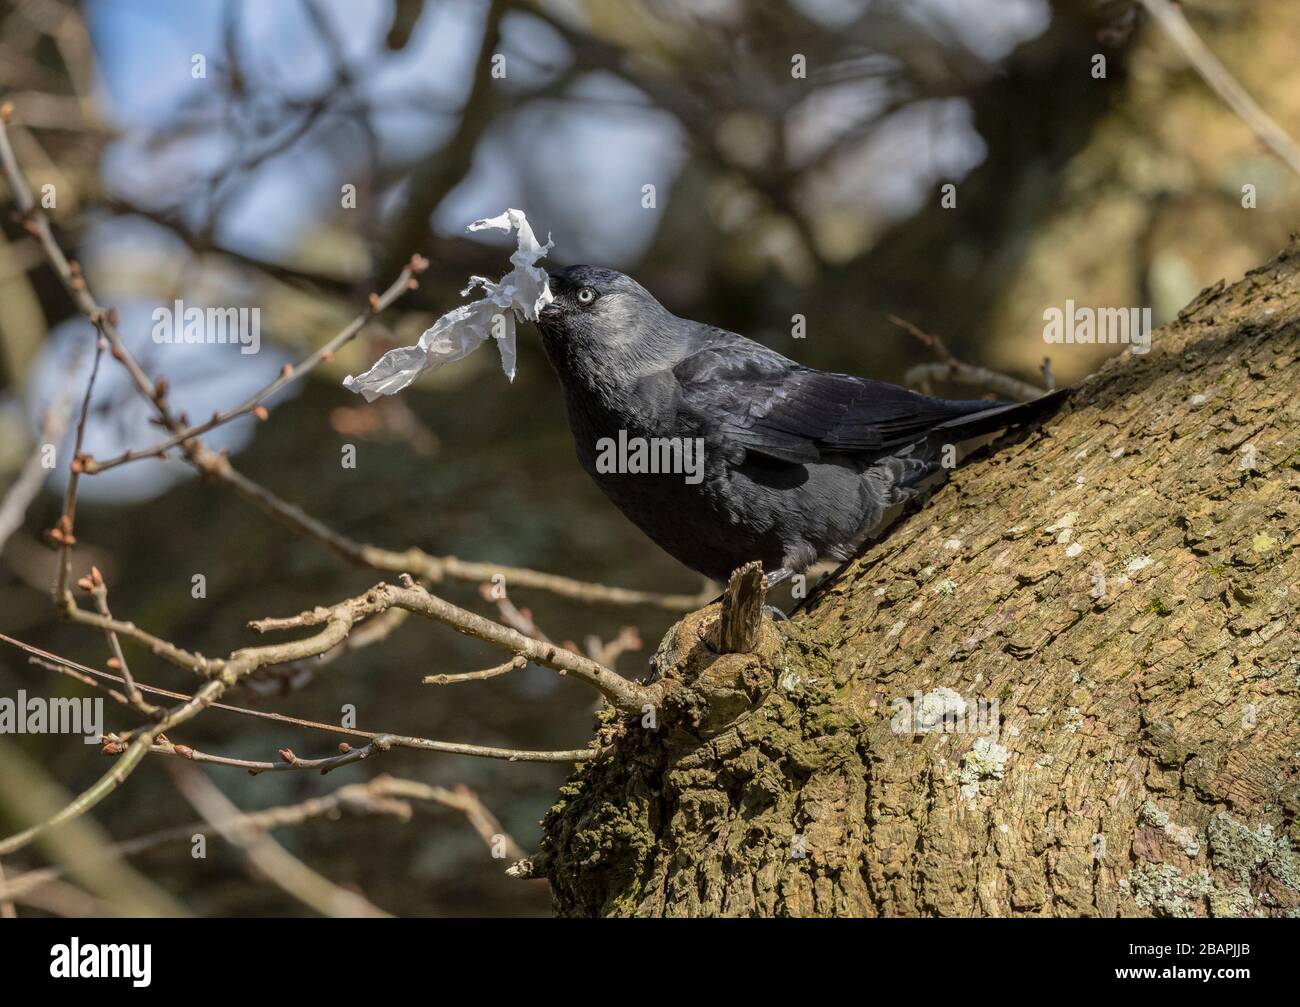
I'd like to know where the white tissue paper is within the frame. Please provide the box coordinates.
[343,209,553,401]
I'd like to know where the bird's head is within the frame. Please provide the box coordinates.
[537,264,645,326]
[536,263,673,350]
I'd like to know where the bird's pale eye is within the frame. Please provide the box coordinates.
[576,286,597,306]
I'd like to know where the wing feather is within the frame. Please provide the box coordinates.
[673,342,1001,463]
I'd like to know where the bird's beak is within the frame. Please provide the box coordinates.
[537,273,563,325]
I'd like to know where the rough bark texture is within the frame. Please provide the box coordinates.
[539,241,1300,917]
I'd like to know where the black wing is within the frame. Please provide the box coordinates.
[672,340,1032,464]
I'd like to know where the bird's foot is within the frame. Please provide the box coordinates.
[763,568,793,589]
[761,567,794,620]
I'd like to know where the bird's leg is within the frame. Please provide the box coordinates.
[763,567,792,589]
[762,568,793,621]
[705,567,793,619]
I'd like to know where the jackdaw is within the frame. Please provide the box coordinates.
[535,265,1065,588]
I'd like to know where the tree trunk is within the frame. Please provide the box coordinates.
[537,242,1300,917]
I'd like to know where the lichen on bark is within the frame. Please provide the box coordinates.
[540,242,1300,917]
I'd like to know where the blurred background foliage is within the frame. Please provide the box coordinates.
[0,0,1296,915]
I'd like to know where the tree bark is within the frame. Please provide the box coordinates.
[538,242,1300,917]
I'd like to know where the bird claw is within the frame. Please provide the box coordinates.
[763,568,792,589]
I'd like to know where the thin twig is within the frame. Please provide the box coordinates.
[28,655,133,708]
[82,568,157,715]
[890,314,1047,401]
[0,774,521,904]
[425,654,526,685]
[438,782,526,861]
[80,256,429,473]
[0,368,79,553]
[165,761,391,917]
[250,579,659,712]
[3,878,105,917]
[0,861,15,918]
[0,736,188,916]
[242,605,410,698]
[585,625,643,669]
[480,581,554,643]
[49,335,104,601]
[3,631,600,765]
[141,731,591,771]
[206,452,712,609]
[1139,0,1300,178]
[0,679,208,858]
[0,602,362,856]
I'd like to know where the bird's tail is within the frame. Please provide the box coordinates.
[929,387,1071,442]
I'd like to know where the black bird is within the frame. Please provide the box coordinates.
[535,265,1065,589]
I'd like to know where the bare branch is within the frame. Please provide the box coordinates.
[0,603,357,856]
[165,761,391,917]
[5,633,601,765]
[0,774,521,905]
[425,654,527,686]
[143,731,593,771]
[251,580,660,712]
[49,335,104,600]
[79,254,429,474]
[28,655,134,708]
[243,605,411,699]
[1139,0,1300,178]
[0,681,208,858]
[0,736,188,915]
[0,861,15,919]
[0,369,78,553]
[480,582,554,643]
[80,568,158,715]
[890,315,1047,401]
[585,625,643,669]
[436,782,527,861]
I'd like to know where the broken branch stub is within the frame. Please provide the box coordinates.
[714,561,766,654]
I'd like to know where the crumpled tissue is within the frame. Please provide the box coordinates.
[343,209,552,401]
